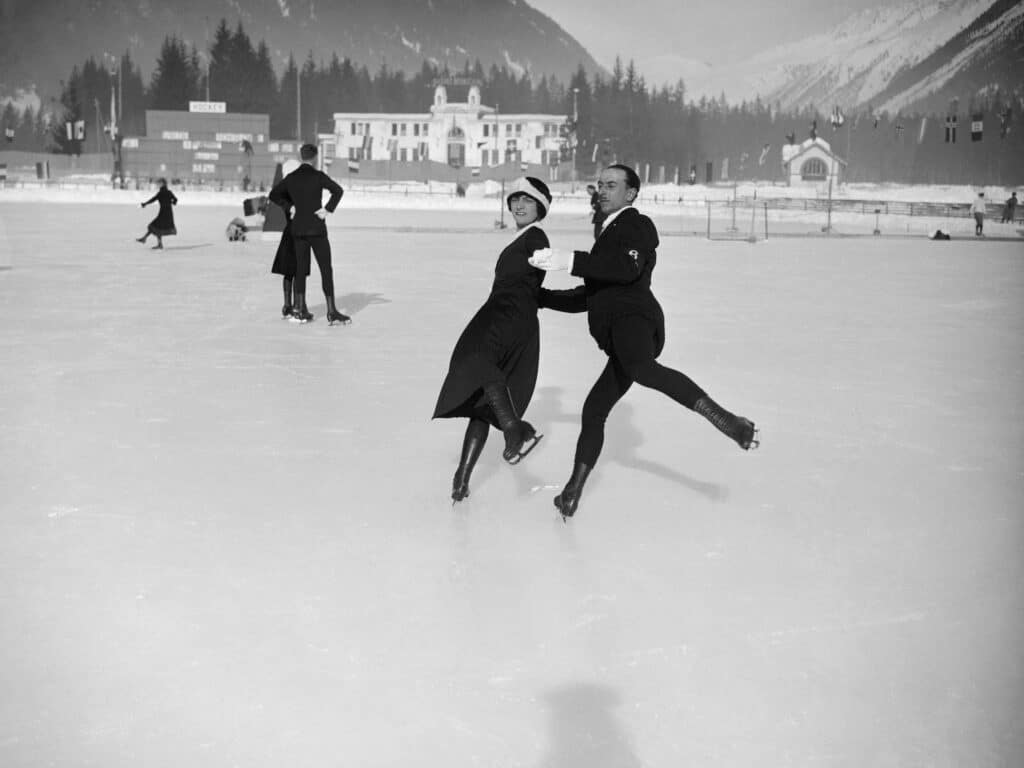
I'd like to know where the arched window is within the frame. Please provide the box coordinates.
[801,157,828,180]
[447,125,465,168]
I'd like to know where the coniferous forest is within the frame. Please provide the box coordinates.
[2,18,1022,185]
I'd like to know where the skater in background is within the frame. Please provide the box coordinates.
[970,191,986,236]
[268,144,347,324]
[433,177,552,503]
[1001,191,1017,223]
[136,178,177,249]
[588,183,606,240]
[530,164,759,520]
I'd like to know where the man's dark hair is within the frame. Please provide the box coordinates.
[300,143,318,161]
[607,163,641,192]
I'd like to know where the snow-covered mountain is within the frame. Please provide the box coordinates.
[684,0,1021,113]
[0,0,601,102]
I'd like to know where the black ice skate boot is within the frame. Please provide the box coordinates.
[452,419,488,503]
[482,383,542,464]
[325,295,352,326]
[693,396,760,450]
[281,277,295,319]
[554,461,593,520]
[290,291,314,323]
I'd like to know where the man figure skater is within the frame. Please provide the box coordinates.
[530,164,759,519]
[268,144,349,324]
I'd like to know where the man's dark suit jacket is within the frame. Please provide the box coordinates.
[268,163,344,238]
[539,206,663,353]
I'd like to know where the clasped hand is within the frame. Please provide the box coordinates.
[528,247,573,271]
[315,207,328,220]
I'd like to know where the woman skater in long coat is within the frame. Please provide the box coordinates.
[137,178,178,249]
[270,217,307,319]
[433,177,553,502]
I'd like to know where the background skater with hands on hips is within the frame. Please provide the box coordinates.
[530,163,759,520]
[268,143,348,325]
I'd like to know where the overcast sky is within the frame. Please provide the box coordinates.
[529,0,888,83]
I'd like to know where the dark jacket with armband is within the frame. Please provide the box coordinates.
[539,206,664,354]
[268,164,344,237]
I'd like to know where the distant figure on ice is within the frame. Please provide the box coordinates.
[587,183,606,240]
[970,191,986,236]
[529,164,759,520]
[268,143,347,324]
[433,177,552,502]
[136,178,177,250]
[1002,191,1017,223]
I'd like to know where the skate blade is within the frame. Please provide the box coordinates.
[506,433,543,465]
[745,427,761,451]
[328,317,352,326]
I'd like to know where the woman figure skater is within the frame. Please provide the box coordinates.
[432,177,553,502]
[137,178,178,249]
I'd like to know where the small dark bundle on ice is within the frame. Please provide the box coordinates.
[931,229,951,240]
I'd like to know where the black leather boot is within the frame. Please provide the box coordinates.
[282,277,294,318]
[482,383,541,464]
[291,291,313,323]
[452,419,489,502]
[693,396,759,450]
[554,462,593,519]
[325,295,351,326]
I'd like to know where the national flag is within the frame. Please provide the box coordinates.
[74,120,86,140]
[809,119,817,140]
[591,143,599,162]
[4,127,13,143]
[65,122,73,140]
[758,143,771,165]
[917,116,927,144]
[873,115,879,129]
[945,113,958,143]
[470,167,480,177]
[895,123,904,139]
[347,159,360,173]
[785,131,796,145]
[971,113,983,142]
[519,161,528,172]
[830,106,845,130]
[999,107,1011,138]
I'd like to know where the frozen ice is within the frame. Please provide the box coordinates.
[0,195,1022,767]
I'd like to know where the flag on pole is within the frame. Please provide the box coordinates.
[945,113,958,143]
[830,106,845,130]
[74,120,86,140]
[809,119,817,140]
[591,143,599,162]
[520,161,528,172]
[999,107,1012,138]
[4,127,13,143]
[470,167,480,177]
[758,143,771,165]
[347,159,360,173]
[971,113,983,141]
[65,122,73,140]
[917,116,927,144]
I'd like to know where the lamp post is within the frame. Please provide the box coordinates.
[571,87,579,189]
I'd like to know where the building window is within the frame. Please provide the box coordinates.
[505,124,512,136]
[515,123,522,135]
[801,157,828,180]
[483,124,489,138]
[414,124,420,137]
[422,124,429,136]
[400,148,407,162]
[535,135,542,149]
[351,122,357,135]
[391,123,398,136]
[400,123,407,137]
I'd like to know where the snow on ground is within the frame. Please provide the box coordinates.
[0,201,1022,767]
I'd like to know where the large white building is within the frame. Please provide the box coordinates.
[324,84,569,173]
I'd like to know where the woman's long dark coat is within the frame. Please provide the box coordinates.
[433,224,549,427]
[144,187,177,237]
[270,222,309,277]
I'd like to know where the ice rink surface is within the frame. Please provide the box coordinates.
[1,201,1022,767]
